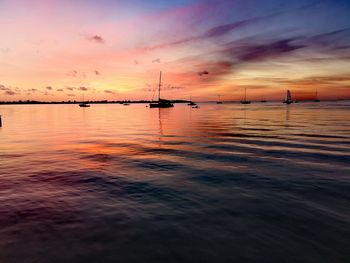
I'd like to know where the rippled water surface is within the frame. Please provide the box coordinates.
[0,102,349,263]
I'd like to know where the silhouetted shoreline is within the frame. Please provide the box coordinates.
[0,99,349,105]
[0,100,190,105]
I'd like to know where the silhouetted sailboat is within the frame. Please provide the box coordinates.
[241,88,251,104]
[79,103,90,107]
[260,96,267,103]
[188,95,196,106]
[314,88,320,102]
[216,95,223,104]
[283,90,293,104]
[149,71,174,108]
[79,95,90,107]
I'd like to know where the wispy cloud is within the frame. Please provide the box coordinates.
[198,70,209,76]
[145,16,269,51]
[1,84,18,96]
[67,70,78,78]
[104,90,117,94]
[0,84,7,91]
[233,38,305,62]
[79,86,89,91]
[5,90,16,95]
[0,48,10,53]
[86,35,105,44]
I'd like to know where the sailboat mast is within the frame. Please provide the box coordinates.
[244,88,247,101]
[158,71,162,101]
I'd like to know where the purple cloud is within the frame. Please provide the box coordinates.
[87,35,105,44]
[0,48,10,53]
[198,70,209,76]
[104,90,117,94]
[145,16,268,51]
[234,39,305,62]
[5,90,16,95]
[67,70,78,77]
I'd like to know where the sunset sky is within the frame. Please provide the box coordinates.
[0,0,350,101]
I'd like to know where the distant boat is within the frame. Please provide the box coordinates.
[192,105,200,108]
[79,95,90,107]
[283,90,293,104]
[188,95,197,106]
[149,71,174,108]
[314,88,320,102]
[216,95,223,104]
[260,96,267,103]
[123,103,130,106]
[79,102,90,107]
[241,88,251,104]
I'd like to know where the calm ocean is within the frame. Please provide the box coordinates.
[0,102,349,262]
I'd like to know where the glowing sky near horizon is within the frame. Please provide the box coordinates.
[0,0,350,101]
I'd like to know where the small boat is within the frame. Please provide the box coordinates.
[216,95,223,104]
[241,88,251,104]
[187,95,197,106]
[149,71,174,108]
[283,90,293,104]
[314,88,320,102]
[192,105,200,108]
[79,102,90,107]
[150,98,174,108]
[79,94,90,107]
[123,103,130,106]
[260,96,267,103]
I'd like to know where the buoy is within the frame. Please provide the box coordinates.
[0,115,2,127]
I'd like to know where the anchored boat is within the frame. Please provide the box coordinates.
[216,95,223,104]
[149,71,174,108]
[79,95,90,107]
[188,95,197,106]
[241,88,251,104]
[283,90,293,104]
[314,88,320,102]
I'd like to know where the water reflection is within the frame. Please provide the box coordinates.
[0,102,349,263]
[286,105,290,121]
